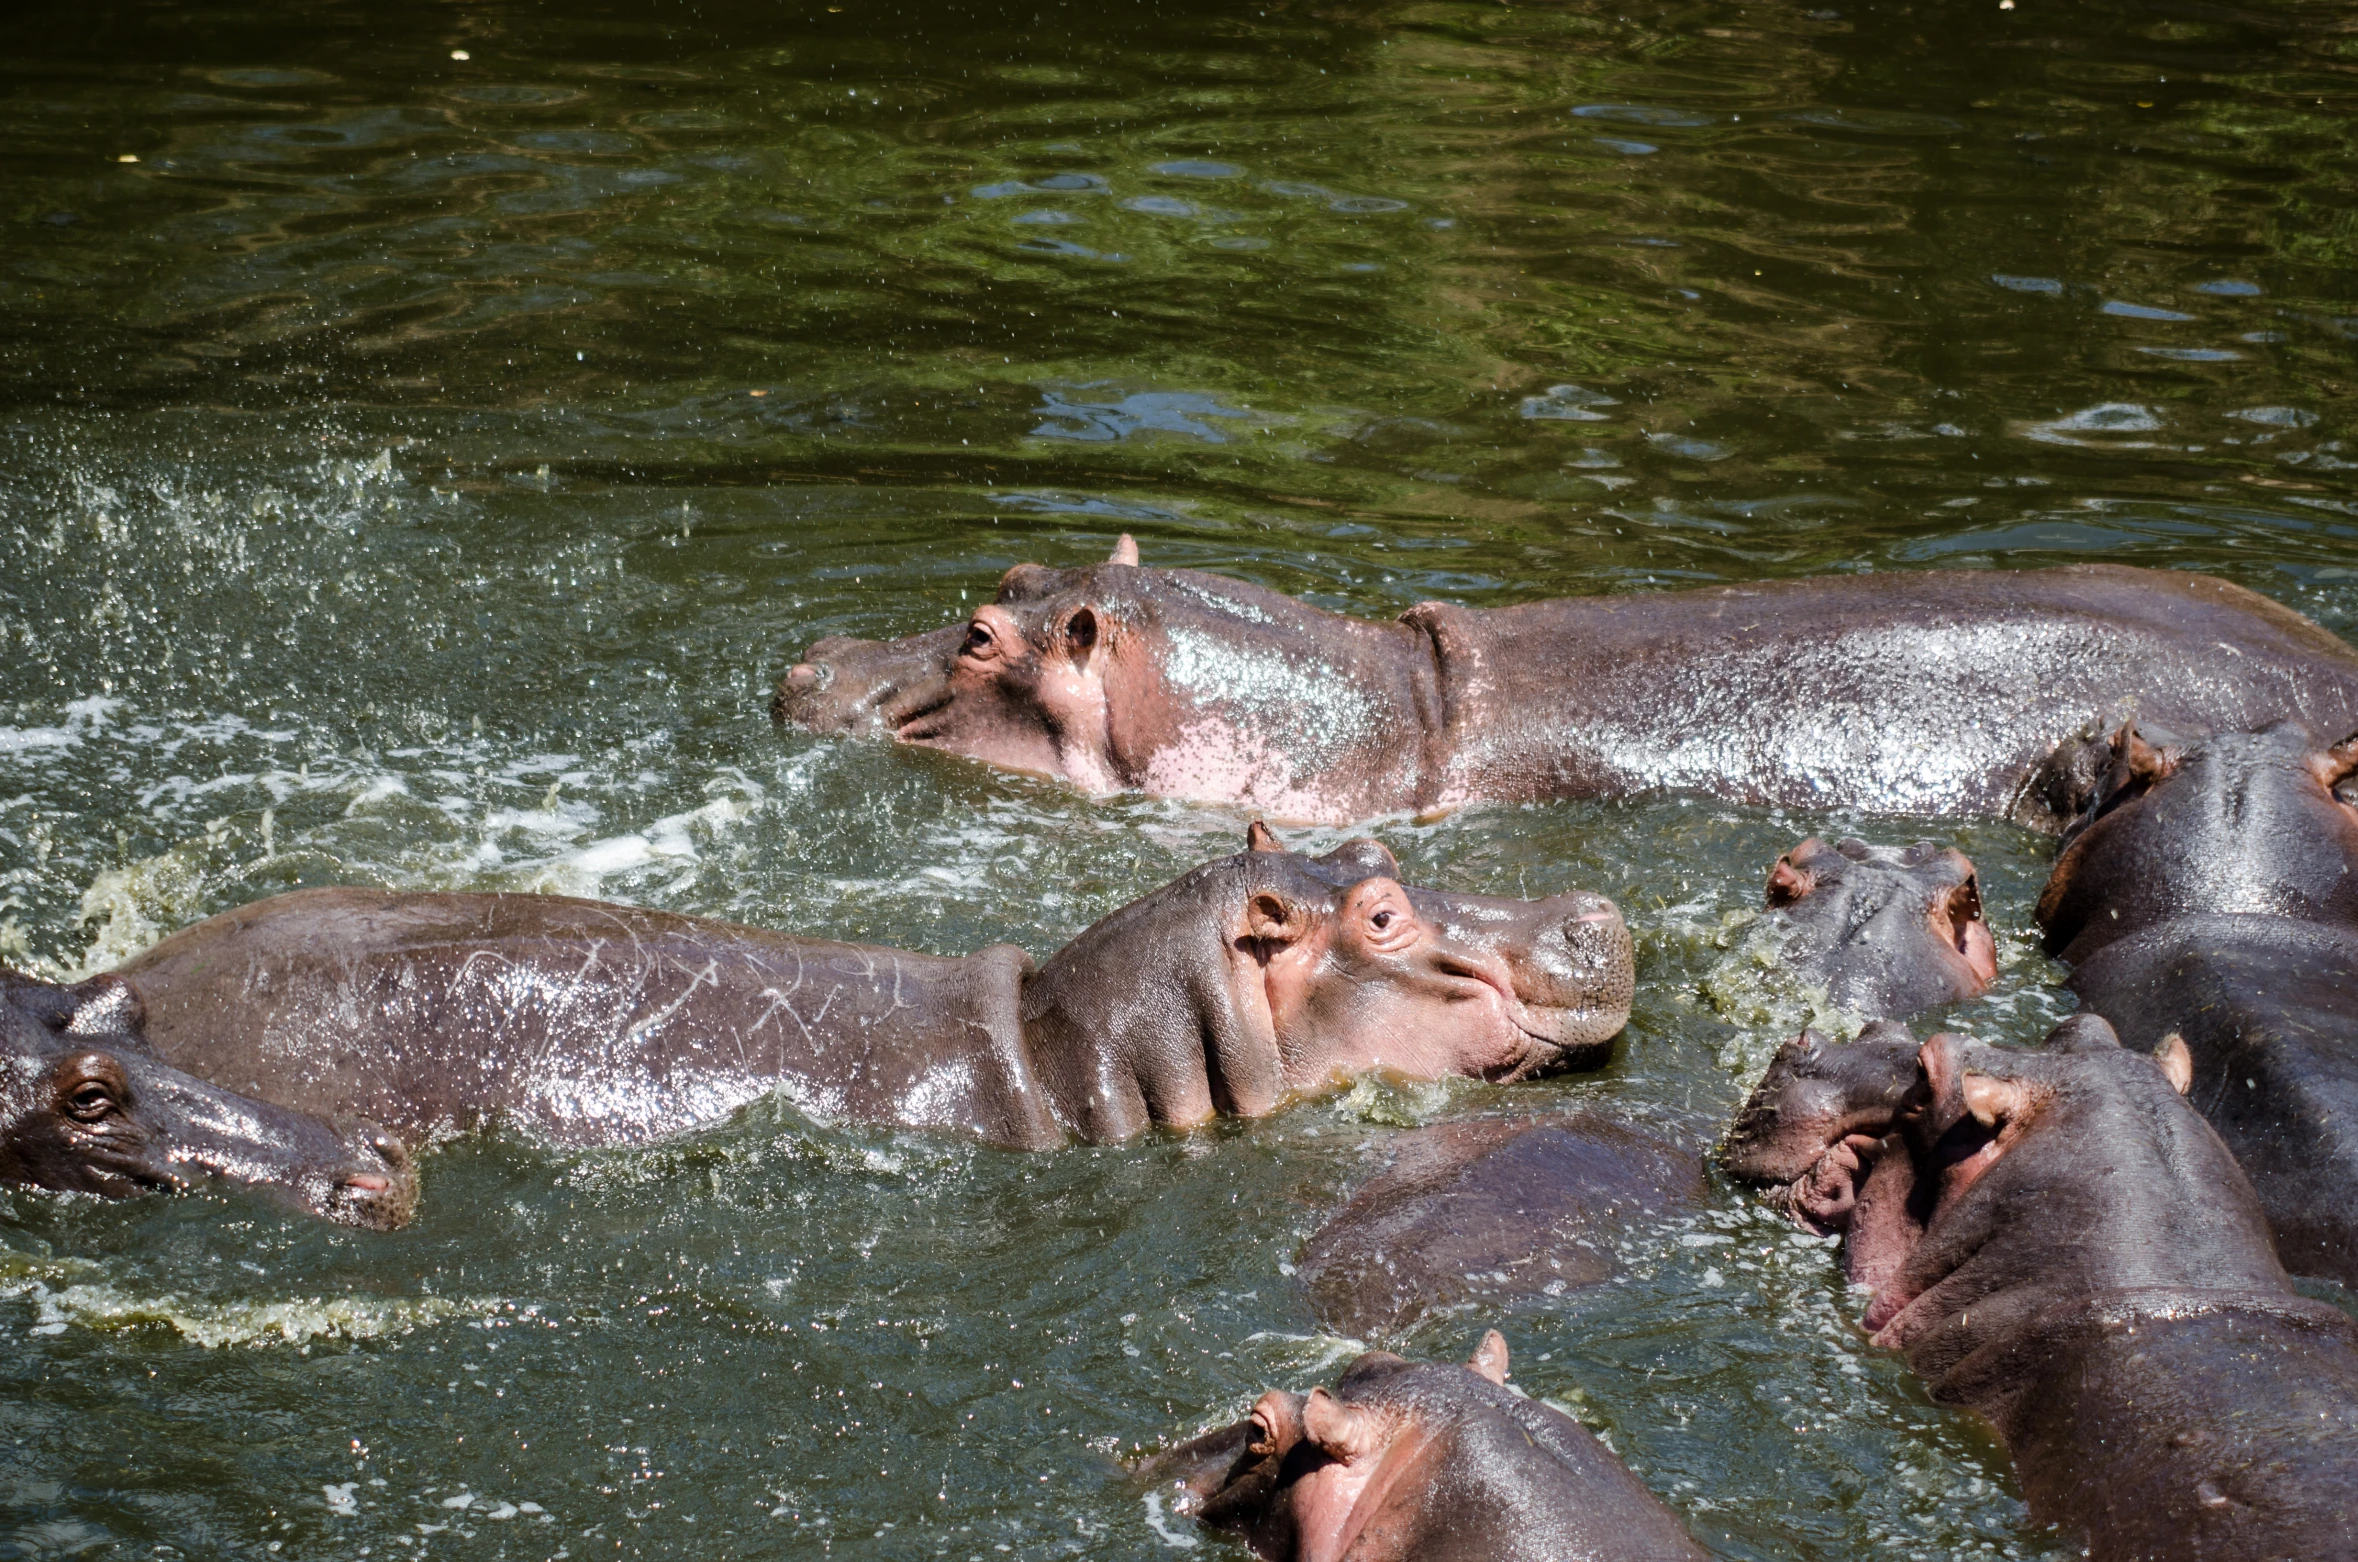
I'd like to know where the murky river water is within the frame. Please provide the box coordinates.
[3,1,2355,1557]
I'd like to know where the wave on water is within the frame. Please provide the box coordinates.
[0,1251,505,1348]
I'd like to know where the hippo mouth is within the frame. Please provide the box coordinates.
[1936,878,1999,990]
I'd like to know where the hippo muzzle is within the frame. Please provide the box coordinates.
[772,625,964,738]
[1417,887,1635,1075]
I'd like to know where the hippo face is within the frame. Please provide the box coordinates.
[1139,1332,1704,1562]
[774,537,1431,820]
[1018,827,1632,1141]
[1717,1025,1927,1228]
[1766,837,1997,1017]
[1724,1017,2286,1353]
[1246,832,1632,1084]
[2038,720,2358,961]
[0,972,416,1229]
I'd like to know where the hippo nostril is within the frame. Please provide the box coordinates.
[344,1172,391,1193]
[787,662,825,691]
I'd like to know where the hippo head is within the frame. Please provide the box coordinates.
[774,537,1431,820]
[1137,1332,1704,1562]
[1018,825,1633,1141]
[1723,1017,2284,1359]
[1717,1023,1928,1232]
[0,970,416,1229]
[2037,720,2358,961]
[1765,836,1996,1017]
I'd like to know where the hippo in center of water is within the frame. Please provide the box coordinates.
[102,827,1632,1152]
[777,538,2358,825]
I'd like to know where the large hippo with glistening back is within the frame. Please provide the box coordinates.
[1136,1330,1708,1561]
[0,968,414,1228]
[2039,719,2358,1285]
[1722,1020,2358,1561]
[773,537,2358,826]
[105,827,1630,1151]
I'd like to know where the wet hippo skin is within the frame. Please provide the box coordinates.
[0,968,415,1228]
[776,539,2358,826]
[1137,1331,1708,1561]
[1296,1115,1701,1337]
[2040,721,2358,1285]
[1765,836,1996,1019]
[2070,918,2358,1288]
[1723,1021,2358,1561]
[108,830,1632,1151]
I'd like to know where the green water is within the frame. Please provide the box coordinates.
[3,0,2355,1557]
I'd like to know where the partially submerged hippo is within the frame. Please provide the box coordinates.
[2037,719,2358,962]
[0,969,414,1228]
[1136,1330,1707,1561]
[2039,720,2358,1285]
[775,539,2358,826]
[1723,1021,2358,1560]
[1764,836,1995,1018]
[106,828,1632,1150]
[1296,1115,1700,1338]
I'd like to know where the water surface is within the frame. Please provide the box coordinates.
[3,1,2355,1558]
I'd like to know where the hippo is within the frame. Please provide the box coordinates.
[1295,1115,1700,1337]
[1764,836,1996,1018]
[2035,720,2358,1286]
[1722,1021,2358,1561]
[774,538,2358,826]
[0,968,415,1228]
[1135,1330,1708,1561]
[2037,719,2358,963]
[102,828,1632,1151]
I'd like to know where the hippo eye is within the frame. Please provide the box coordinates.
[66,1081,116,1122]
[962,621,994,655]
[1371,910,1393,930]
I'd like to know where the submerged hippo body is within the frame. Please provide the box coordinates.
[1764,836,1996,1019]
[1138,1331,1708,1561]
[110,831,1632,1151]
[1297,1115,1700,1337]
[0,968,414,1228]
[2040,721,2358,1284]
[776,541,2358,826]
[1723,1022,2358,1560]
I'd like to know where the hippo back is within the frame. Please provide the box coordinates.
[114,888,1048,1148]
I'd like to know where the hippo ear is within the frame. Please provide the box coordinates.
[1961,1071,2033,1129]
[1246,892,1307,946]
[1108,533,1140,567]
[2096,723,2179,810]
[1246,820,1286,854]
[2046,1014,2120,1054]
[1466,1330,1510,1385]
[2154,1033,2194,1095]
[1766,858,1816,907]
[1301,1388,1385,1464]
